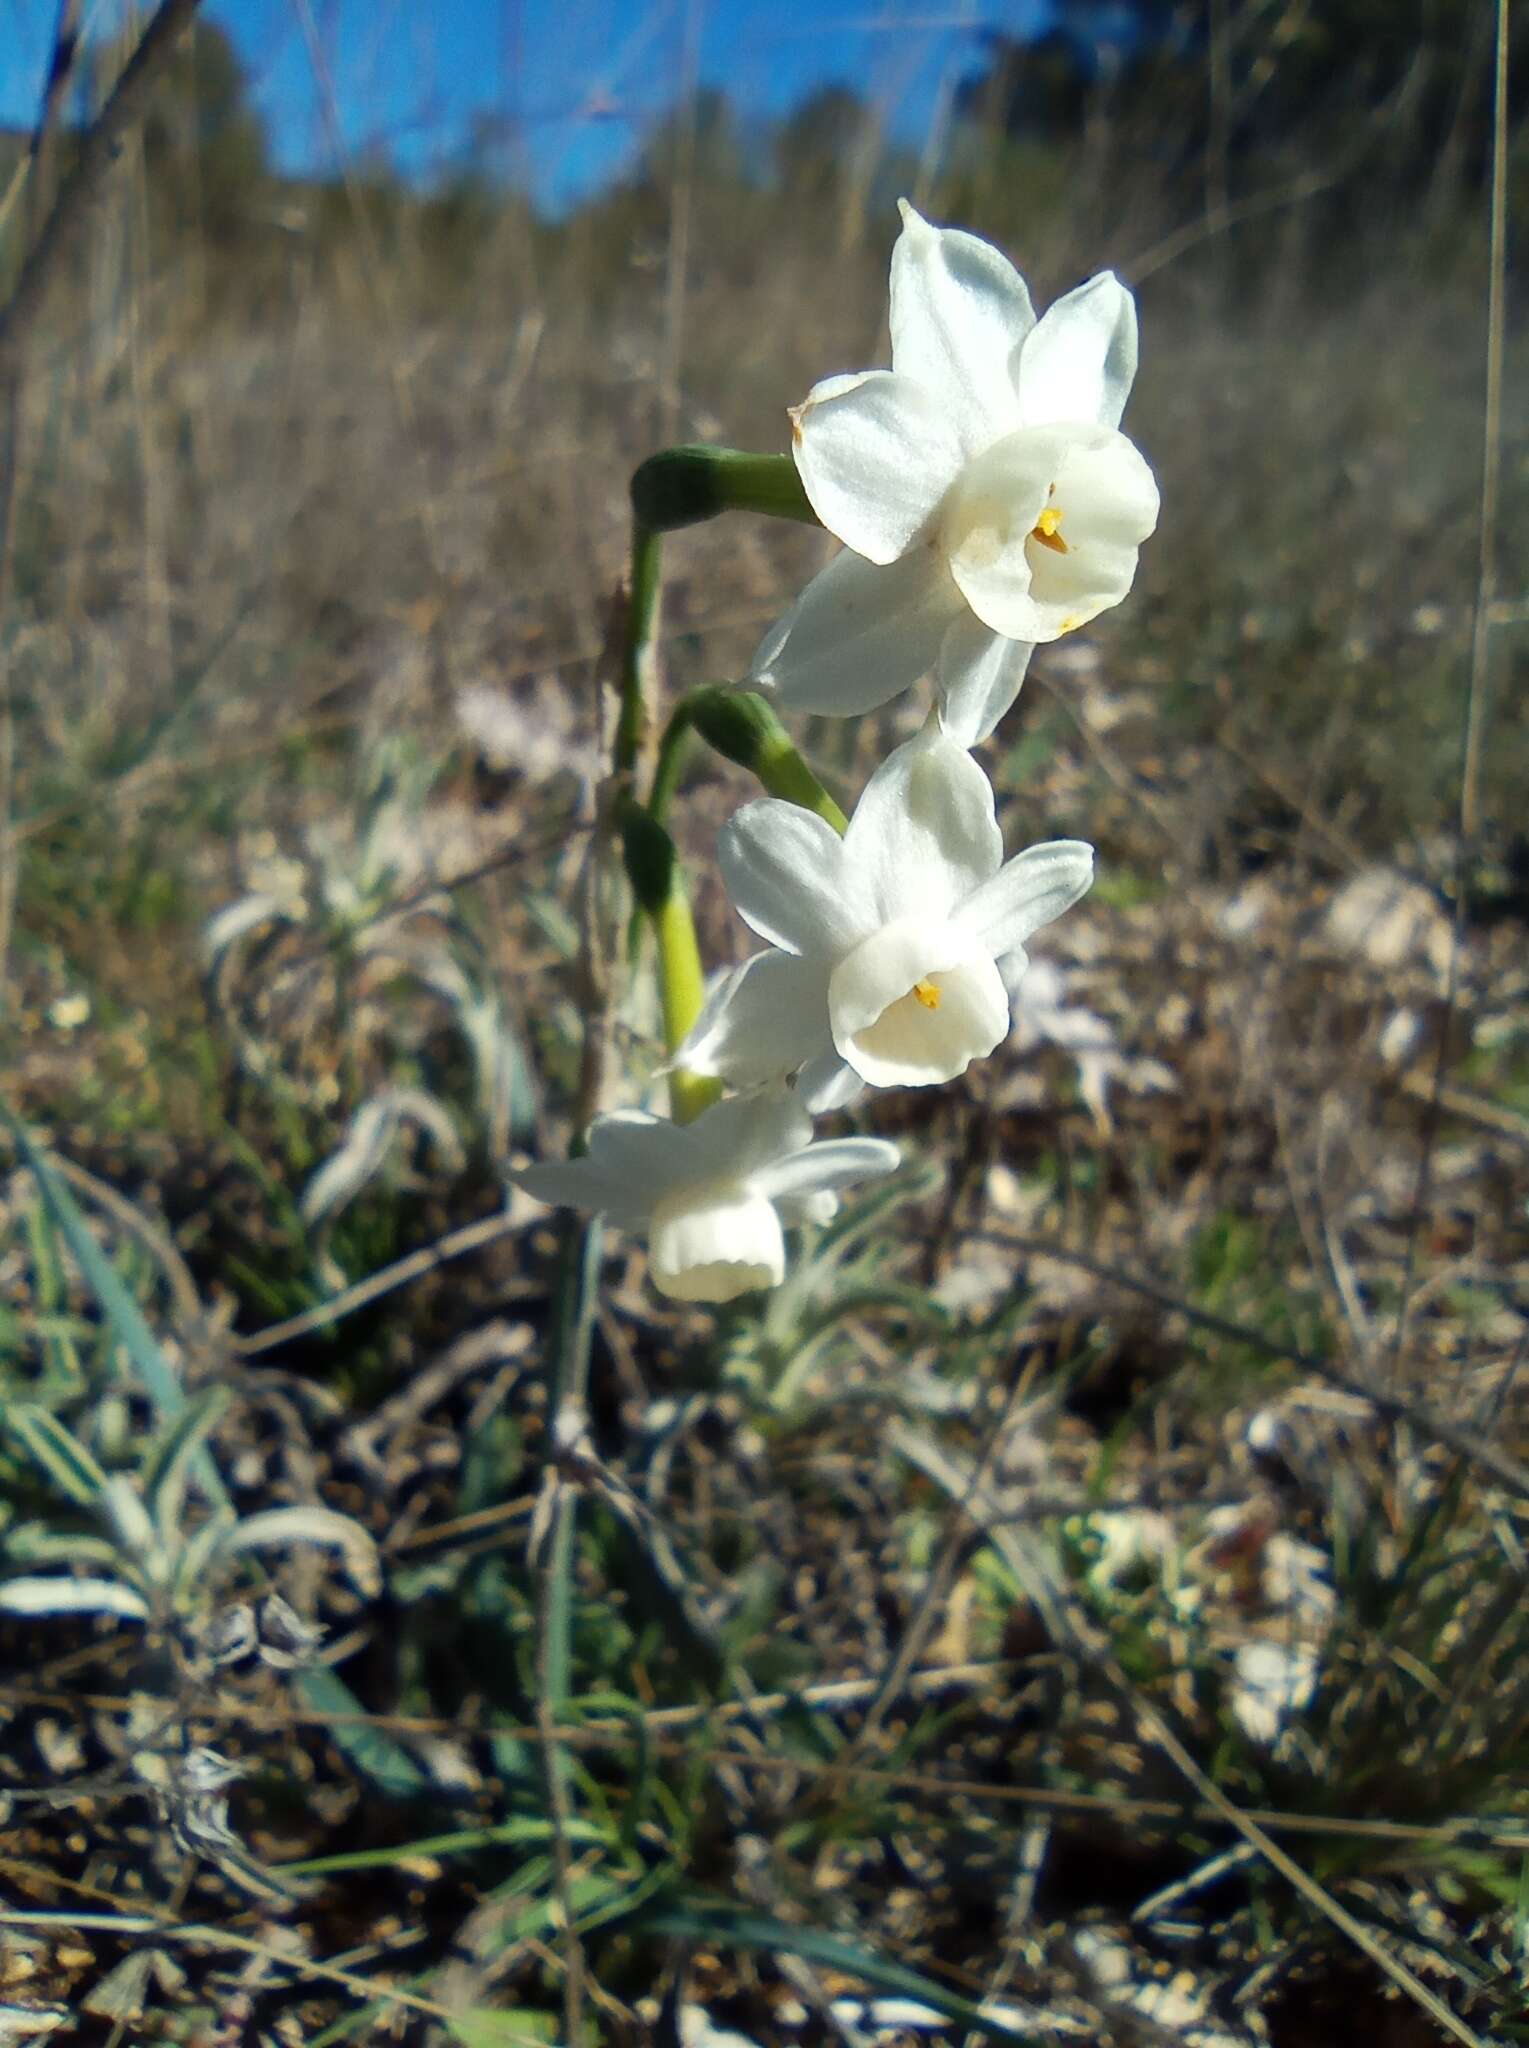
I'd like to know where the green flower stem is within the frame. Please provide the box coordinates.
[614,519,663,779]
[650,687,847,835]
[648,694,698,829]
[630,447,818,534]
[617,793,721,1123]
[654,893,719,1124]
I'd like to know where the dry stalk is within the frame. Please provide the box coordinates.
[976,1227,1529,1502]
[1389,0,1510,1400]
[0,0,89,998]
[0,0,203,376]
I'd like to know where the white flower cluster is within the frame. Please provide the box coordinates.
[516,207,1157,1304]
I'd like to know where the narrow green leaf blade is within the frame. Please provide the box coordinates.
[1,1109,228,1509]
[445,2014,561,2048]
[293,1663,428,1799]
[633,1899,1047,2046]
[143,1385,232,1540]
[6,1404,109,1507]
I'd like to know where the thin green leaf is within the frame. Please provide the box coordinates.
[293,1664,428,1799]
[143,1386,232,1545]
[172,1507,236,1604]
[0,1575,150,1620]
[444,2015,561,2048]
[504,1864,643,1946]
[633,1899,1048,2046]
[1,1111,230,1509]
[282,1815,609,1877]
[540,1216,604,1798]
[23,1192,65,1313]
[307,1984,555,2048]
[223,1505,381,1594]
[6,1404,109,1507]
[1,1525,121,1571]
[100,1475,160,1563]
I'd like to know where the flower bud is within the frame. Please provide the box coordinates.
[630,448,817,533]
[687,687,848,832]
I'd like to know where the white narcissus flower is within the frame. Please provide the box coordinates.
[677,728,1094,1106]
[512,1089,899,1305]
[753,202,1159,746]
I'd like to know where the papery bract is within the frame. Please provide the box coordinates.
[513,1088,899,1304]
[752,203,1159,746]
[677,729,1095,1105]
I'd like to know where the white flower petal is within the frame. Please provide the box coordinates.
[751,543,960,717]
[844,728,1003,923]
[937,612,1034,747]
[1013,270,1137,430]
[792,370,963,564]
[719,800,875,959]
[890,200,1032,453]
[518,1090,896,1302]
[513,1154,644,1227]
[650,1190,785,1303]
[585,1109,683,1176]
[955,841,1095,956]
[753,1136,902,1205]
[795,1053,864,1113]
[514,1110,692,1226]
[676,951,833,1087]
[685,1087,816,1182]
[828,916,1010,1087]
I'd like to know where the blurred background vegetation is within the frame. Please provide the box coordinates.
[1,2,1527,2041]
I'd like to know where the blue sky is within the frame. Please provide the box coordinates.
[0,0,1056,211]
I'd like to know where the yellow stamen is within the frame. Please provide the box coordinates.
[912,979,942,1010]
[1030,504,1069,555]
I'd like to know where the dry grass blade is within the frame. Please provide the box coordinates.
[1386,0,1512,1413]
[232,1209,524,1355]
[1460,0,1510,840]
[0,0,83,996]
[980,1229,1529,1499]
[899,1429,1495,2048]
[13,1672,1529,1848]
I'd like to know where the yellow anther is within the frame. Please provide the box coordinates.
[1031,504,1069,554]
[912,979,942,1010]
